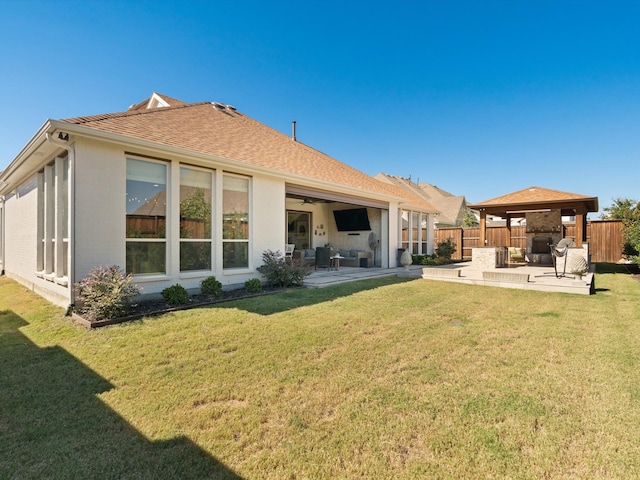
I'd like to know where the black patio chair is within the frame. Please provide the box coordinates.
[315,247,331,270]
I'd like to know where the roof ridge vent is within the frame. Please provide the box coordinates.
[212,102,226,110]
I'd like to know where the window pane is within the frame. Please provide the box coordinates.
[401,210,409,245]
[126,159,167,238]
[223,242,248,269]
[180,168,212,239]
[223,175,248,240]
[126,242,166,275]
[180,242,212,271]
[411,212,419,242]
[421,214,428,242]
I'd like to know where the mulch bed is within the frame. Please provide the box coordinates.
[72,286,292,329]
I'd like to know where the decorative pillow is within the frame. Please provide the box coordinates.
[351,249,360,257]
[339,249,349,257]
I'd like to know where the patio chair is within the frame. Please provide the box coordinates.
[315,247,331,270]
[284,244,295,262]
[536,238,575,279]
[551,238,576,278]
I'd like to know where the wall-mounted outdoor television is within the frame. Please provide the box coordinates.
[333,208,371,231]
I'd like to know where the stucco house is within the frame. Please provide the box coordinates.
[0,93,436,308]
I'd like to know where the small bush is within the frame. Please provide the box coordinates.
[623,241,639,258]
[74,265,139,321]
[436,238,456,260]
[257,249,310,287]
[201,276,223,297]
[413,254,441,266]
[244,278,262,293]
[161,284,190,305]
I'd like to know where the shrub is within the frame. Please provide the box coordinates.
[412,254,440,265]
[201,276,223,297]
[436,238,456,260]
[412,254,426,265]
[257,249,310,287]
[244,278,262,293]
[623,241,639,259]
[161,284,190,305]
[74,265,139,321]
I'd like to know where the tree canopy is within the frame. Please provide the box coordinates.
[602,197,640,263]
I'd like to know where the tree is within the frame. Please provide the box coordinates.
[602,197,640,263]
[461,207,478,227]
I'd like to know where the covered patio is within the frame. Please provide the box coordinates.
[467,186,599,269]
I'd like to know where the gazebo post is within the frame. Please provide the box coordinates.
[575,208,586,247]
[479,210,487,245]
[506,216,512,246]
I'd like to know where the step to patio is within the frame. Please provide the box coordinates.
[482,271,530,283]
[422,267,461,278]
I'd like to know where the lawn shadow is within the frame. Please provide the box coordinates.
[212,276,413,315]
[0,310,243,480]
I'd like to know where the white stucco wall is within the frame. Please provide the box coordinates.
[73,139,127,282]
[71,139,290,298]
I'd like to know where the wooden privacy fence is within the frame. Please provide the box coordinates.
[435,220,625,263]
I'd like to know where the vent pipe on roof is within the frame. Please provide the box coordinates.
[292,121,297,141]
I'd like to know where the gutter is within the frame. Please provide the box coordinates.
[45,131,76,314]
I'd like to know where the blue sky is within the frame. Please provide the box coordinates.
[1,0,638,215]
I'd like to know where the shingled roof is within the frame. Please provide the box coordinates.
[61,94,435,212]
[376,174,465,225]
[469,186,598,216]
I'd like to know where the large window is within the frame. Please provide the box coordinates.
[222,174,249,269]
[180,167,212,271]
[126,158,167,275]
[400,209,429,255]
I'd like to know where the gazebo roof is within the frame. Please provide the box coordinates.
[468,186,599,217]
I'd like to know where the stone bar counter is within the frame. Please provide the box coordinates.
[471,246,508,269]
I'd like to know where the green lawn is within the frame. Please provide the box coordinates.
[2,267,640,479]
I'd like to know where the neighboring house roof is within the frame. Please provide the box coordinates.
[469,186,599,216]
[56,94,435,212]
[375,174,467,224]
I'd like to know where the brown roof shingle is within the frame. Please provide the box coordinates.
[469,186,598,214]
[62,96,435,211]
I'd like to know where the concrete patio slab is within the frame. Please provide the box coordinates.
[303,262,595,295]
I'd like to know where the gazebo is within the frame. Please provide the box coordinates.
[468,186,599,268]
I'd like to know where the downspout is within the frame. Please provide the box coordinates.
[45,132,75,315]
